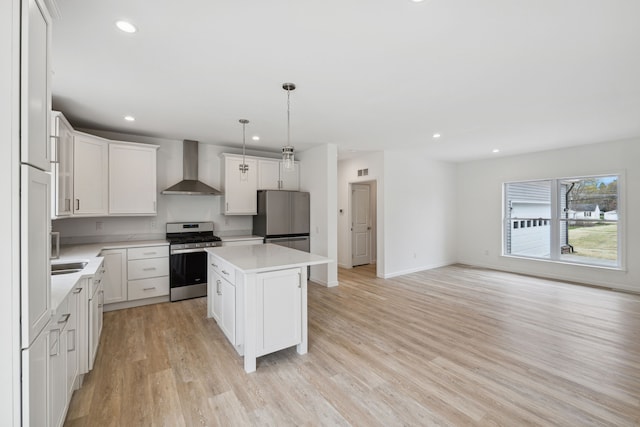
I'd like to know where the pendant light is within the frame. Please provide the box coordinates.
[282,82,296,170]
[239,119,249,181]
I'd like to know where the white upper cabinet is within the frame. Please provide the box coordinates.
[51,111,73,217]
[73,132,109,216]
[21,0,52,172]
[257,158,299,191]
[223,154,258,215]
[257,159,280,190]
[109,142,158,215]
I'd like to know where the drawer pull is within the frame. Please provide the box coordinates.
[143,252,156,255]
[222,270,229,275]
[94,279,101,284]
[212,263,218,268]
[143,287,156,291]
[58,313,70,324]
[143,267,157,271]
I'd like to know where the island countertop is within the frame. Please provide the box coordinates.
[205,243,330,273]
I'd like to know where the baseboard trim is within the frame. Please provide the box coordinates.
[382,262,452,279]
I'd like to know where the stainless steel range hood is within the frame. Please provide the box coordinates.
[162,140,223,195]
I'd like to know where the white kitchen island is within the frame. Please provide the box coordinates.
[205,244,331,373]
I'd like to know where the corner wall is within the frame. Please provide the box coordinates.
[298,144,339,286]
[455,139,639,292]
[382,150,458,277]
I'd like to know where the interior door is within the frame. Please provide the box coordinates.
[351,184,371,267]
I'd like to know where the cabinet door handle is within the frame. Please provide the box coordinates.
[58,313,71,324]
[143,287,156,291]
[216,279,221,295]
[65,198,71,212]
[50,329,60,356]
[68,329,76,352]
[72,287,82,294]
[75,199,80,210]
[226,202,229,212]
[94,279,101,285]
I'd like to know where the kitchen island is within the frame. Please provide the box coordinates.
[205,244,331,373]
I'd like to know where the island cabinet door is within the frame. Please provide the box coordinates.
[255,268,302,357]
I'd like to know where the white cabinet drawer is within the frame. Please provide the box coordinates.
[127,246,169,260]
[209,255,236,285]
[127,258,169,280]
[128,277,169,301]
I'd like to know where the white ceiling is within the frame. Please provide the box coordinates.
[51,0,640,162]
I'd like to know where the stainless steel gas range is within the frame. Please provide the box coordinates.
[166,222,222,302]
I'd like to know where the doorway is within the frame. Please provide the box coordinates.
[351,182,376,267]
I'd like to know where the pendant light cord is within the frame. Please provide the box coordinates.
[287,87,291,147]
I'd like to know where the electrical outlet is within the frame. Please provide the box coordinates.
[484,249,490,256]
[96,221,103,231]
[150,220,157,229]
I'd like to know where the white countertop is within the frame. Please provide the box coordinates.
[50,239,169,314]
[220,235,264,242]
[205,243,331,274]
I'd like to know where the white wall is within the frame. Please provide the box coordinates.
[382,150,458,277]
[298,144,338,286]
[1,0,21,424]
[456,139,639,292]
[337,152,385,273]
[53,130,279,242]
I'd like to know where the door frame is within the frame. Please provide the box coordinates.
[348,180,379,275]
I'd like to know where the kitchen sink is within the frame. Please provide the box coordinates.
[51,261,88,275]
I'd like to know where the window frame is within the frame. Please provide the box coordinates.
[502,173,624,270]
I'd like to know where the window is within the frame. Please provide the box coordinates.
[504,175,621,268]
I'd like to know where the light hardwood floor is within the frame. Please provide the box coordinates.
[65,264,640,426]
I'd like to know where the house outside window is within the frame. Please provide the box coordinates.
[504,175,621,268]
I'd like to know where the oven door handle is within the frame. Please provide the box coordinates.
[171,248,208,255]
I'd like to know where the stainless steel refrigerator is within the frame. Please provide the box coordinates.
[253,190,310,252]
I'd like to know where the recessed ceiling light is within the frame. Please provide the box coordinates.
[116,20,137,33]
[252,136,260,141]
[492,148,500,153]
[124,115,135,122]
[411,0,425,3]
[433,133,441,139]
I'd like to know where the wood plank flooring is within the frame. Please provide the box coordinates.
[64,264,640,426]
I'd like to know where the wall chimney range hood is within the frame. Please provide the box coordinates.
[162,140,223,195]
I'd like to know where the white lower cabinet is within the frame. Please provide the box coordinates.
[88,277,103,371]
[22,327,49,427]
[208,255,237,346]
[102,245,169,309]
[66,285,81,396]
[49,308,69,427]
[221,278,236,343]
[255,268,301,356]
[102,248,127,304]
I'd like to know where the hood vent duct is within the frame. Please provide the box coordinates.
[161,140,223,195]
